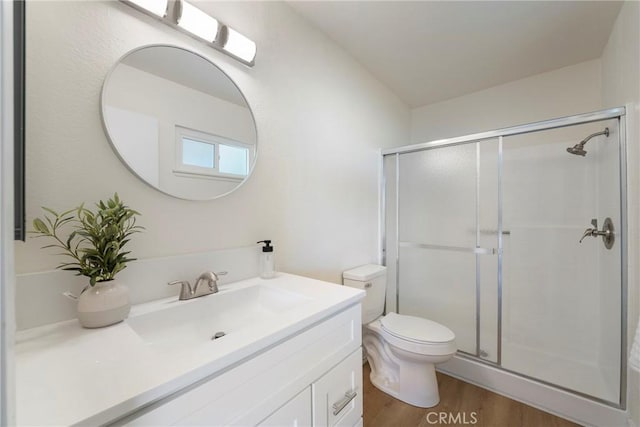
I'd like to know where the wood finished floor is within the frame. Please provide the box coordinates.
[363,364,581,427]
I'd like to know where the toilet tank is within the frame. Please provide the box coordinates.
[343,264,387,324]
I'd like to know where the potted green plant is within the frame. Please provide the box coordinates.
[31,193,143,328]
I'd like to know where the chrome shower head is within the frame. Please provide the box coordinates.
[566,145,587,156]
[566,127,609,156]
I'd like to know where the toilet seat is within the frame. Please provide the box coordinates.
[370,313,457,356]
[381,312,455,344]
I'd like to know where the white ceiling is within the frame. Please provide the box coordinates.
[288,1,623,108]
[123,46,248,107]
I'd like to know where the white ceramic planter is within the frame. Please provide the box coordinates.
[77,280,130,328]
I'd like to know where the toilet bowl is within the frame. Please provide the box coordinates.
[364,312,456,407]
[343,264,457,408]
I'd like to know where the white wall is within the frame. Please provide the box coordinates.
[15,0,409,291]
[601,0,640,423]
[411,59,602,143]
[105,106,160,187]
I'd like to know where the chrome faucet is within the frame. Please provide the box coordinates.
[168,271,227,300]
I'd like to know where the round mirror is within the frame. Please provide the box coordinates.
[101,45,257,200]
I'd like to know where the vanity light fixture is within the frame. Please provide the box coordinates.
[223,27,257,65]
[177,0,219,43]
[122,0,168,18]
[119,0,256,67]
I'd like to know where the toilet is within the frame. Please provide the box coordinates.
[343,264,456,408]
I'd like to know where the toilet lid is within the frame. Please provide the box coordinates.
[381,312,455,343]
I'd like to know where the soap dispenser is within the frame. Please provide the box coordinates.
[257,240,276,279]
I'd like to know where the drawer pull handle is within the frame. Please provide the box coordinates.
[332,390,357,416]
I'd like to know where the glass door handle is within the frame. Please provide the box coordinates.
[479,229,511,235]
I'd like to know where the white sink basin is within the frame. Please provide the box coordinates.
[128,283,311,351]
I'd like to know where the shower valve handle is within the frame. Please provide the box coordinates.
[579,218,605,243]
[578,218,600,243]
[579,218,615,249]
[579,227,597,243]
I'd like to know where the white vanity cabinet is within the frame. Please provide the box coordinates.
[258,347,363,427]
[117,304,363,427]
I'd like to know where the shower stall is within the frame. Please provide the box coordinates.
[382,108,627,419]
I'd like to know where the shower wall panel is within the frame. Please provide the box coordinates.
[500,122,621,403]
[501,125,599,365]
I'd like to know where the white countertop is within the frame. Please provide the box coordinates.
[15,273,364,426]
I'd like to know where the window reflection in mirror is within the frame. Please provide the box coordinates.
[174,126,251,180]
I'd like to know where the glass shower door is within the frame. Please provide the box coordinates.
[383,108,626,408]
[392,140,499,358]
[500,119,622,403]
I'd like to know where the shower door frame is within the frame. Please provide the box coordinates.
[381,107,628,409]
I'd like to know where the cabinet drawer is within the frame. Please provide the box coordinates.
[259,387,311,427]
[312,348,363,427]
